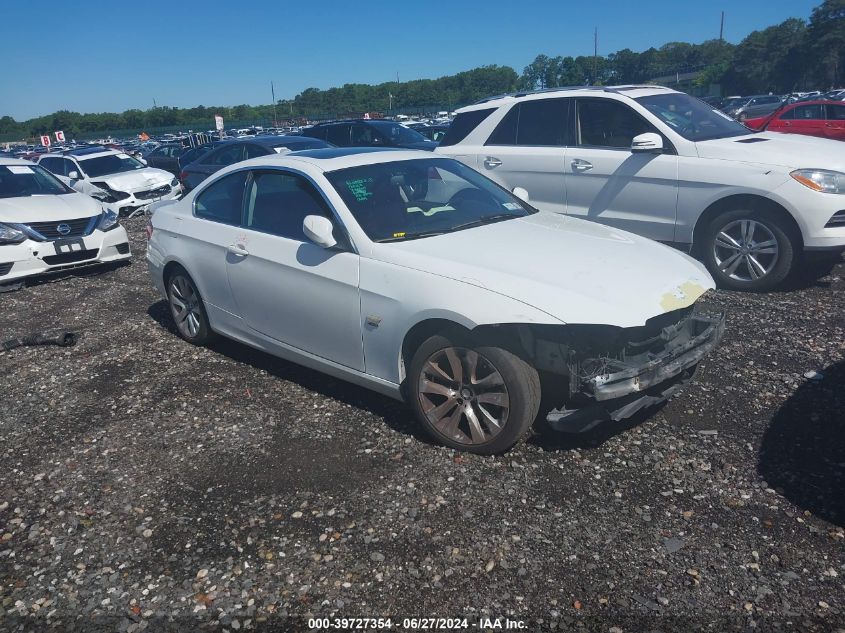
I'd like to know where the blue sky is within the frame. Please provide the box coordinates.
[0,0,821,120]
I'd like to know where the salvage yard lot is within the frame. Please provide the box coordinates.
[1,217,844,632]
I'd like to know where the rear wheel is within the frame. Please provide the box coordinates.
[166,268,216,345]
[408,333,540,454]
[701,208,796,291]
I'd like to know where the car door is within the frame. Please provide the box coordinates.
[824,104,845,140]
[182,170,251,317]
[789,104,826,138]
[564,97,678,242]
[478,98,570,216]
[225,168,363,371]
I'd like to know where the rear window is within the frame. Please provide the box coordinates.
[438,108,495,147]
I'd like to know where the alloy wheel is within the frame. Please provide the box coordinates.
[713,219,779,282]
[169,275,202,338]
[417,346,510,446]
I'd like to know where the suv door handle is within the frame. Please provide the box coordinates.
[227,243,249,257]
[483,156,502,168]
[571,159,593,172]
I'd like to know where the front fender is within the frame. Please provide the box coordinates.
[359,258,562,385]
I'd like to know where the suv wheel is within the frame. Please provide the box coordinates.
[167,268,216,345]
[701,208,796,291]
[408,333,540,455]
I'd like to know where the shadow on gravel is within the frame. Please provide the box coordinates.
[774,253,844,292]
[529,403,667,451]
[18,259,131,290]
[146,300,433,445]
[759,359,845,527]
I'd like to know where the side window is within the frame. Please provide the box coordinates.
[351,124,376,145]
[194,171,248,225]
[39,157,60,174]
[243,170,333,242]
[829,105,845,121]
[794,105,823,120]
[67,159,82,176]
[486,99,571,146]
[326,125,351,146]
[243,144,269,159]
[779,108,795,120]
[439,108,495,147]
[149,147,165,157]
[59,159,73,176]
[205,144,244,166]
[576,98,652,149]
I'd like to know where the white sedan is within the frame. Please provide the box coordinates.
[0,158,131,291]
[146,149,725,454]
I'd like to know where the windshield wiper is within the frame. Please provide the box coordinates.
[375,213,521,243]
[449,213,521,232]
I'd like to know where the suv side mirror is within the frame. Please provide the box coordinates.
[303,215,337,249]
[68,170,81,180]
[631,132,664,153]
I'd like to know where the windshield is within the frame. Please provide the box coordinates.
[326,158,536,243]
[370,121,427,145]
[78,152,146,178]
[636,93,752,141]
[0,164,72,198]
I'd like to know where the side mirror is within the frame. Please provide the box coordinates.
[512,187,530,202]
[140,158,148,165]
[303,215,337,249]
[631,132,664,153]
[68,170,80,180]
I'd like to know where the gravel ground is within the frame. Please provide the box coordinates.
[1,217,844,633]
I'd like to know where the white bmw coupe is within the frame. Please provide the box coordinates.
[146,148,724,453]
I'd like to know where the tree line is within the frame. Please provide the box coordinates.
[1,0,841,141]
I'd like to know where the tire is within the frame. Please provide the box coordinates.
[700,207,796,291]
[408,333,540,455]
[166,267,216,345]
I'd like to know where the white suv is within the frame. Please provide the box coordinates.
[38,146,181,216]
[436,86,845,291]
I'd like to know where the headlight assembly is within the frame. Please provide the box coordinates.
[97,210,120,232]
[0,223,26,245]
[91,182,130,203]
[790,169,845,194]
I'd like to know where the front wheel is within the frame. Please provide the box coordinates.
[408,333,540,454]
[701,209,796,291]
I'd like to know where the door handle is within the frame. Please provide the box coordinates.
[483,156,502,168]
[227,243,249,257]
[571,159,593,172]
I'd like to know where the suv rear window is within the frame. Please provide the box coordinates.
[438,108,495,146]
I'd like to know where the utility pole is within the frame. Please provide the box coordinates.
[719,11,725,42]
[271,81,278,126]
[593,27,598,85]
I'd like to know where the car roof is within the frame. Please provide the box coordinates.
[311,119,397,127]
[225,147,441,172]
[0,157,37,166]
[458,85,678,112]
[230,134,327,146]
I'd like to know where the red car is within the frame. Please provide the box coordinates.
[744,100,845,141]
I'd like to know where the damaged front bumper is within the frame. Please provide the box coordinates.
[546,312,725,432]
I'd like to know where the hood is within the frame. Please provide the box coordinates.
[93,168,173,193]
[369,212,715,328]
[398,141,438,152]
[0,192,102,223]
[695,133,845,171]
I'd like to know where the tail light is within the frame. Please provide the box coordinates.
[145,221,154,240]
[178,170,188,183]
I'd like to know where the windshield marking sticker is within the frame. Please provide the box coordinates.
[346,178,374,202]
[7,166,34,174]
[392,231,406,238]
[116,153,130,159]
